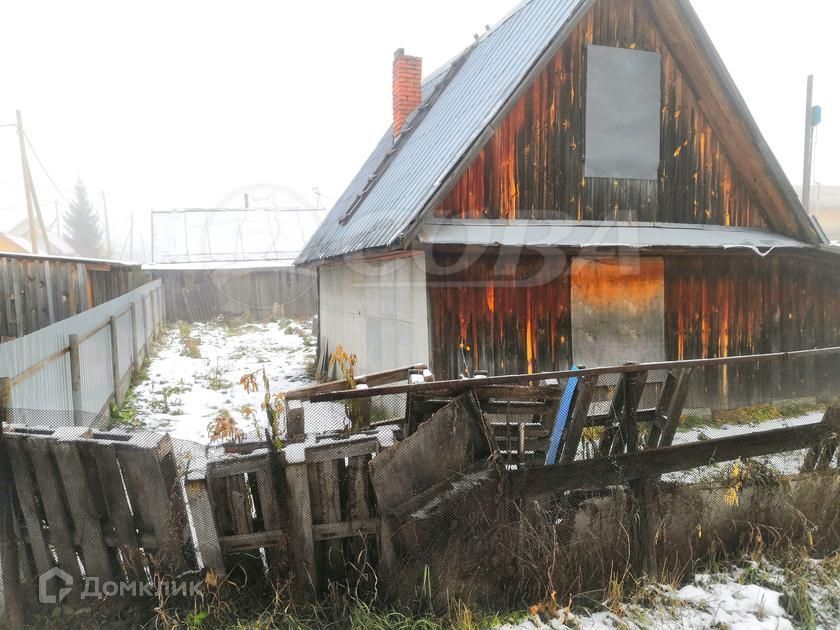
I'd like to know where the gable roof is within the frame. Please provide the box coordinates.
[297,0,822,266]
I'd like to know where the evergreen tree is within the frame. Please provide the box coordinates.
[64,180,104,258]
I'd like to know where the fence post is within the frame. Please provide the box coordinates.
[109,315,122,407]
[0,377,25,628]
[159,285,167,324]
[69,334,83,426]
[129,303,139,372]
[141,295,149,359]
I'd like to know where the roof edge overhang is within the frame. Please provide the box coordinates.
[646,0,822,246]
[400,0,823,251]
[418,219,818,254]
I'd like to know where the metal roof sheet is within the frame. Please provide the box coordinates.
[419,220,809,252]
[298,0,821,266]
[297,0,584,265]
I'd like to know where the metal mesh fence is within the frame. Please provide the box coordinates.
[1,355,839,625]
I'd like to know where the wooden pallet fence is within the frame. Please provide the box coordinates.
[185,431,393,596]
[3,425,194,604]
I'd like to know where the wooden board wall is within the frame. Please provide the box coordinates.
[428,248,840,399]
[427,249,572,379]
[434,0,768,232]
[0,256,147,341]
[154,267,318,323]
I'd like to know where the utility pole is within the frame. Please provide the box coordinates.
[54,200,61,238]
[16,111,38,254]
[16,111,53,255]
[801,75,822,213]
[101,191,113,258]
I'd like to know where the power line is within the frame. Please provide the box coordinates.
[22,130,72,205]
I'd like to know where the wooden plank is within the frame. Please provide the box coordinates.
[287,407,305,439]
[26,439,83,595]
[207,470,263,577]
[11,259,24,337]
[369,392,492,514]
[43,260,56,324]
[284,462,317,593]
[116,439,186,571]
[558,376,597,464]
[184,479,225,575]
[50,441,114,580]
[312,519,378,542]
[1,381,25,628]
[658,368,695,447]
[207,453,271,478]
[308,459,345,585]
[617,370,649,454]
[646,371,679,448]
[5,439,53,576]
[78,441,146,581]
[514,409,840,498]
[219,530,289,552]
[305,437,380,464]
[2,259,14,338]
[346,454,373,564]
[285,363,429,401]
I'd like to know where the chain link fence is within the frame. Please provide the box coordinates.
[1,353,839,625]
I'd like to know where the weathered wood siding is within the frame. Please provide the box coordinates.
[427,250,571,378]
[434,0,767,231]
[428,249,840,396]
[0,255,147,341]
[153,267,318,323]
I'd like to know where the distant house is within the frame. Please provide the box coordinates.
[298,0,840,398]
[0,217,77,257]
[146,207,326,321]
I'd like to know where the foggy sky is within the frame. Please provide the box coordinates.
[0,0,836,260]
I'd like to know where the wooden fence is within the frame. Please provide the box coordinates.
[0,252,148,342]
[1,352,839,626]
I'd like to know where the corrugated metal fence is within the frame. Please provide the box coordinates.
[0,280,165,424]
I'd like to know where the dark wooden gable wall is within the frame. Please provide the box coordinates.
[434,0,769,231]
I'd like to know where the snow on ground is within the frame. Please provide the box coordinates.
[131,318,315,444]
[497,558,840,630]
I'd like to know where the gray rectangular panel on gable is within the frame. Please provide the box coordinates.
[585,45,662,180]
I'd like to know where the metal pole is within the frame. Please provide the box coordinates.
[802,74,815,212]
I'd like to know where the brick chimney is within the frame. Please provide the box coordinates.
[393,48,422,139]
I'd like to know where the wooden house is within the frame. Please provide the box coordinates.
[297,0,840,402]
